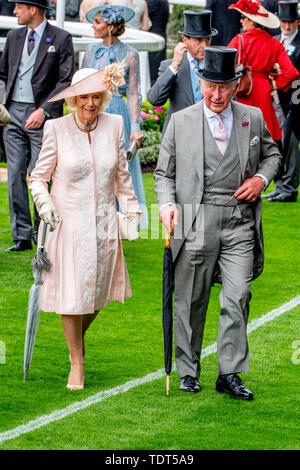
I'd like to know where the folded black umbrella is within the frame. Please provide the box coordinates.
[162,227,174,396]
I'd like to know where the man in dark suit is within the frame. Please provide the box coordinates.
[146,0,169,87]
[266,1,300,202]
[206,0,241,46]
[148,10,218,135]
[0,0,74,251]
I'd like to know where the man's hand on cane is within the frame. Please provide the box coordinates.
[160,204,179,235]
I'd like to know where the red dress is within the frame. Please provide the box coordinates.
[229,28,300,141]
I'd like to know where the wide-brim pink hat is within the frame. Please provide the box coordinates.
[229,0,280,29]
[49,62,126,102]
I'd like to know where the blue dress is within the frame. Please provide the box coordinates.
[82,40,148,228]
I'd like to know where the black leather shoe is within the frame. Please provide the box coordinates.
[216,373,253,400]
[268,193,297,202]
[179,375,201,393]
[5,240,32,252]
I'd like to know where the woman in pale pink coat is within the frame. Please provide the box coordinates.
[29,64,141,390]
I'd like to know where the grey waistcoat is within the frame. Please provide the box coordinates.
[12,36,38,103]
[203,116,242,200]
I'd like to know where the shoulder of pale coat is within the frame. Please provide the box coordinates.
[101,112,123,125]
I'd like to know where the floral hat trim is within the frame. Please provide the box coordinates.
[86,5,135,24]
[228,0,280,29]
[101,6,123,24]
[229,0,268,18]
[48,61,126,102]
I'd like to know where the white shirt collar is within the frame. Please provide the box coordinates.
[187,51,205,69]
[28,19,47,40]
[281,29,298,45]
[203,101,232,120]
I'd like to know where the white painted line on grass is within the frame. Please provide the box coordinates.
[1,294,300,444]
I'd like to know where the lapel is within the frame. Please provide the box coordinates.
[178,53,195,106]
[33,22,55,77]
[232,100,251,177]
[189,101,204,187]
[11,27,27,79]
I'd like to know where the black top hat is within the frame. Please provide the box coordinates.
[8,0,51,9]
[197,46,243,83]
[278,1,300,21]
[178,10,218,38]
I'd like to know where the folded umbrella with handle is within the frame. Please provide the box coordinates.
[162,222,174,396]
[23,222,51,381]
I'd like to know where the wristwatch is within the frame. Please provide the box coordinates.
[41,108,50,118]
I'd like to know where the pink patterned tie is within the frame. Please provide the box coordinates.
[214,114,228,155]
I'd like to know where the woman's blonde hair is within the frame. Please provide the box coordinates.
[65,90,112,113]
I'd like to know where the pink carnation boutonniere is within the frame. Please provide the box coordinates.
[242,121,249,127]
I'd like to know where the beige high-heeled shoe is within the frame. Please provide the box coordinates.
[66,367,84,391]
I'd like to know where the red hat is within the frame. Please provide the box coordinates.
[229,0,280,29]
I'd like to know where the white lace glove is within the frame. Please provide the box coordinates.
[0,104,11,126]
[37,194,60,230]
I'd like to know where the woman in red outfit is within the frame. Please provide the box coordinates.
[228,0,299,142]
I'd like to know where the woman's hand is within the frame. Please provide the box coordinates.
[130,130,144,149]
[37,195,60,229]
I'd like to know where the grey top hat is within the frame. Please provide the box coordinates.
[197,46,242,83]
[8,0,51,9]
[278,1,300,21]
[178,10,218,38]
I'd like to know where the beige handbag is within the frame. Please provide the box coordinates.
[117,212,139,241]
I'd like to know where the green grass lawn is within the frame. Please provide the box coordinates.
[0,175,299,450]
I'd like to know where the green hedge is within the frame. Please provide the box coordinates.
[139,130,161,166]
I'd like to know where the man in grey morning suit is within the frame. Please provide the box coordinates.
[148,9,218,135]
[154,47,282,399]
[0,0,74,252]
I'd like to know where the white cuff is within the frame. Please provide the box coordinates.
[160,202,176,212]
[169,65,178,75]
[255,173,269,190]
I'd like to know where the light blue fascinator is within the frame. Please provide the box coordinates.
[86,5,135,24]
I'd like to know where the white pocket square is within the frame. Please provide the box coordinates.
[47,45,56,53]
[250,136,259,147]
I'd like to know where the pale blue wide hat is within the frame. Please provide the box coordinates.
[86,5,135,24]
